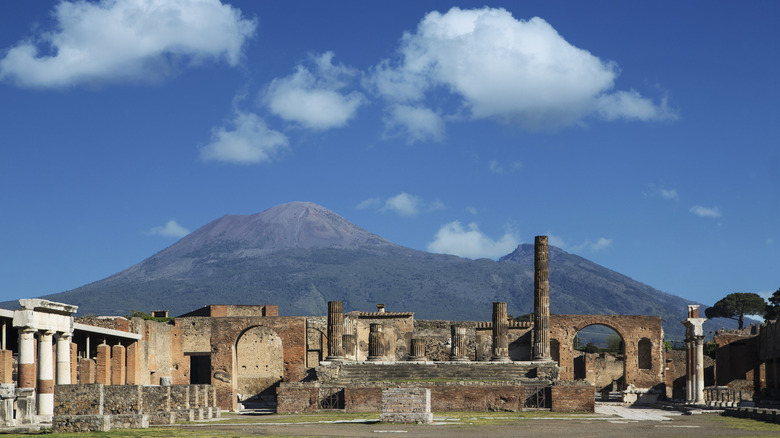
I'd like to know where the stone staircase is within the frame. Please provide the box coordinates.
[324,362,547,384]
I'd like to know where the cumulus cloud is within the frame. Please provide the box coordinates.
[146,219,189,238]
[200,111,288,164]
[383,104,444,143]
[356,197,382,210]
[0,0,256,88]
[368,7,675,138]
[359,192,444,216]
[427,221,519,259]
[690,205,722,218]
[264,52,365,130]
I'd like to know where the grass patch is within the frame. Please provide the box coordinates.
[212,411,379,424]
[19,429,243,438]
[714,415,780,432]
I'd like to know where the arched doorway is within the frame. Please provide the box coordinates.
[234,325,284,405]
[572,324,625,395]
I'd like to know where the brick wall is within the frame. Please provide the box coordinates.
[276,384,318,413]
[550,384,595,412]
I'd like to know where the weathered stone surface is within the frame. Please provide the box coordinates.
[54,384,103,416]
[380,388,432,424]
[551,383,595,412]
[276,384,318,413]
[104,385,142,415]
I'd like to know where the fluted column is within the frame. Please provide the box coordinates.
[56,333,72,385]
[326,301,345,361]
[533,236,552,360]
[367,324,384,361]
[450,325,468,361]
[685,340,693,403]
[409,338,427,361]
[37,330,55,418]
[18,328,36,389]
[491,302,511,362]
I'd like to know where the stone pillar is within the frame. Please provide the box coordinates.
[450,325,468,361]
[18,328,36,389]
[126,341,141,385]
[367,323,384,361]
[695,337,705,404]
[685,340,693,403]
[342,333,356,360]
[37,330,55,418]
[112,344,126,385]
[326,301,345,361]
[533,236,552,360]
[409,338,427,361]
[56,333,72,384]
[96,343,111,385]
[491,302,511,362]
[79,358,96,384]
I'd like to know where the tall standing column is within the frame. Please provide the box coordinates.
[685,340,693,403]
[326,301,345,361]
[450,325,468,361]
[18,328,36,389]
[367,324,384,361]
[695,337,705,404]
[56,333,72,385]
[37,330,55,418]
[533,236,552,360]
[491,302,510,362]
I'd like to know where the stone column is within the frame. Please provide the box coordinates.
[367,323,384,361]
[450,325,468,361]
[18,328,36,389]
[126,341,141,385]
[0,350,12,384]
[409,338,427,361]
[96,343,111,385]
[685,340,693,403]
[694,337,705,404]
[79,358,96,384]
[56,333,72,384]
[70,343,78,384]
[37,330,55,418]
[533,236,552,360]
[491,302,511,362]
[325,301,345,361]
[342,334,356,360]
[112,344,126,385]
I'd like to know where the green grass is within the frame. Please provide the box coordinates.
[714,415,780,432]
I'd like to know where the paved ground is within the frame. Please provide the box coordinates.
[172,406,780,438]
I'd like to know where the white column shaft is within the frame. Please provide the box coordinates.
[56,333,72,384]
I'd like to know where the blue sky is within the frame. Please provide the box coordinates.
[0,0,778,309]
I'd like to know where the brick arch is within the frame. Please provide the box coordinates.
[210,317,307,411]
[550,315,664,389]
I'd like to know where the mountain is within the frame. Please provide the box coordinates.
[4,202,729,339]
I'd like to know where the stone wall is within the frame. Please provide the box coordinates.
[177,317,212,354]
[350,313,414,361]
[380,388,432,423]
[129,318,188,385]
[714,329,763,392]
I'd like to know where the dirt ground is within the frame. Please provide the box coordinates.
[174,411,780,438]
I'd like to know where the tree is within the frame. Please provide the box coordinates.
[704,292,766,329]
[764,287,780,321]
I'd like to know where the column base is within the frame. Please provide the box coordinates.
[532,356,553,361]
[366,356,385,362]
[491,356,511,362]
[324,356,347,363]
[408,356,428,362]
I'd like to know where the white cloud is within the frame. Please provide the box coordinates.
[200,111,288,164]
[547,233,612,252]
[427,221,520,259]
[489,160,522,174]
[383,104,444,143]
[264,52,365,130]
[369,7,675,137]
[0,0,256,88]
[360,192,444,216]
[146,219,189,238]
[465,207,478,215]
[690,205,722,218]
[660,188,679,200]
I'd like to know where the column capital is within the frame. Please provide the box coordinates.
[56,332,73,341]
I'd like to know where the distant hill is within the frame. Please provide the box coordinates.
[2,202,735,339]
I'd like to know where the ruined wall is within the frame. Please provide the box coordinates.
[549,315,664,390]
[210,316,307,411]
[349,313,413,361]
[714,328,763,392]
[550,383,596,413]
[574,351,624,391]
[306,316,327,365]
[129,319,187,385]
[413,320,478,361]
[76,316,131,332]
[475,323,533,361]
[177,317,212,354]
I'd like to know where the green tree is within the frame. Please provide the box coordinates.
[704,292,766,329]
[764,287,780,321]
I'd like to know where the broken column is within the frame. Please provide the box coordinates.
[409,338,427,361]
[682,304,706,404]
[491,302,511,362]
[450,325,468,361]
[112,343,126,385]
[96,343,111,385]
[325,301,345,361]
[367,323,384,361]
[533,236,552,360]
[56,333,72,385]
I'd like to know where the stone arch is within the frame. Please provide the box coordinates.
[550,315,664,390]
[572,324,625,390]
[233,325,284,403]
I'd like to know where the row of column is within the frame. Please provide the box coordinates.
[18,328,73,418]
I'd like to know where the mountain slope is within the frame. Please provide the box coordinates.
[5,202,730,339]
